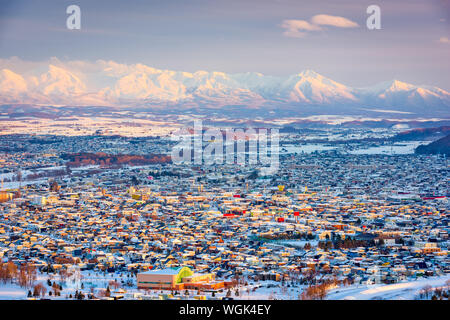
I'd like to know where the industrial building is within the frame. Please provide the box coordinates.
[137,266,224,290]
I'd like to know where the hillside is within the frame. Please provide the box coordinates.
[392,126,450,141]
[415,134,450,156]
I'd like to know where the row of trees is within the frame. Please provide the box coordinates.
[28,283,47,298]
[261,232,315,241]
[319,238,377,250]
[63,152,172,168]
[2,169,66,183]
[417,281,450,300]
[0,262,36,288]
[299,277,342,300]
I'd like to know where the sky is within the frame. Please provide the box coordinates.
[0,0,449,89]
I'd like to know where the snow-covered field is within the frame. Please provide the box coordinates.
[0,117,179,137]
[1,273,449,300]
[348,141,429,155]
[326,275,450,300]
[0,166,65,189]
[0,270,304,300]
[0,284,28,300]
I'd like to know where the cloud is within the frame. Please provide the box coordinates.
[311,14,359,28]
[280,19,322,38]
[439,36,449,43]
[281,14,358,38]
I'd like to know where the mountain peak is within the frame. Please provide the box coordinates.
[388,79,416,91]
[0,68,28,94]
[361,79,416,94]
[298,69,322,78]
[0,62,448,112]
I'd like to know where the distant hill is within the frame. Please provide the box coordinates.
[392,126,450,141]
[415,134,450,156]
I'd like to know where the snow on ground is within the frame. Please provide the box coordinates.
[274,240,319,248]
[2,271,448,300]
[0,271,133,300]
[348,141,428,155]
[326,275,450,300]
[281,144,337,154]
[0,166,66,189]
[0,272,304,300]
[235,284,303,300]
[0,283,27,300]
[2,179,48,189]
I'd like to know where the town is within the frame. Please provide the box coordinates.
[0,128,449,300]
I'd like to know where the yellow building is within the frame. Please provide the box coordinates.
[137,266,194,289]
[137,266,216,290]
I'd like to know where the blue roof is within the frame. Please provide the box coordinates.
[140,266,184,275]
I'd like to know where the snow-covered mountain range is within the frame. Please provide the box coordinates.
[0,62,449,117]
